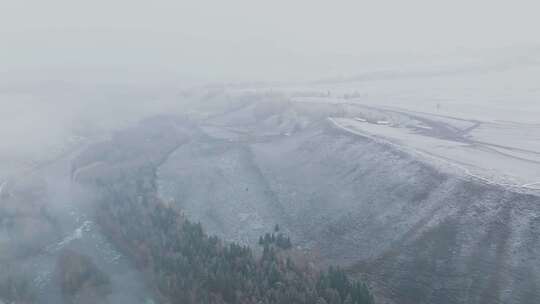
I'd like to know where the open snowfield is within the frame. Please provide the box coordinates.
[329,114,540,191]
[320,64,540,124]
[232,59,540,193]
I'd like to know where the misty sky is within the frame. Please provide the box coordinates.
[2,0,540,82]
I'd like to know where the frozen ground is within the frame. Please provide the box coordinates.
[234,59,540,193]
[327,110,540,192]
[151,61,540,303]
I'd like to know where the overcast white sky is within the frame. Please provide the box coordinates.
[2,0,540,82]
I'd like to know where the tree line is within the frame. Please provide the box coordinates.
[94,173,374,304]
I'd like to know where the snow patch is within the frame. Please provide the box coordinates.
[46,221,92,253]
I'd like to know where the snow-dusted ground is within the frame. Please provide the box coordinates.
[270,57,540,123]
[233,59,540,194]
[150,101,540,303]
[328,113,540,192]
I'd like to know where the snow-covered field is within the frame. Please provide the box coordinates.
[234,59,540,193]
[329,115,540,191]
[320,64,540,123]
